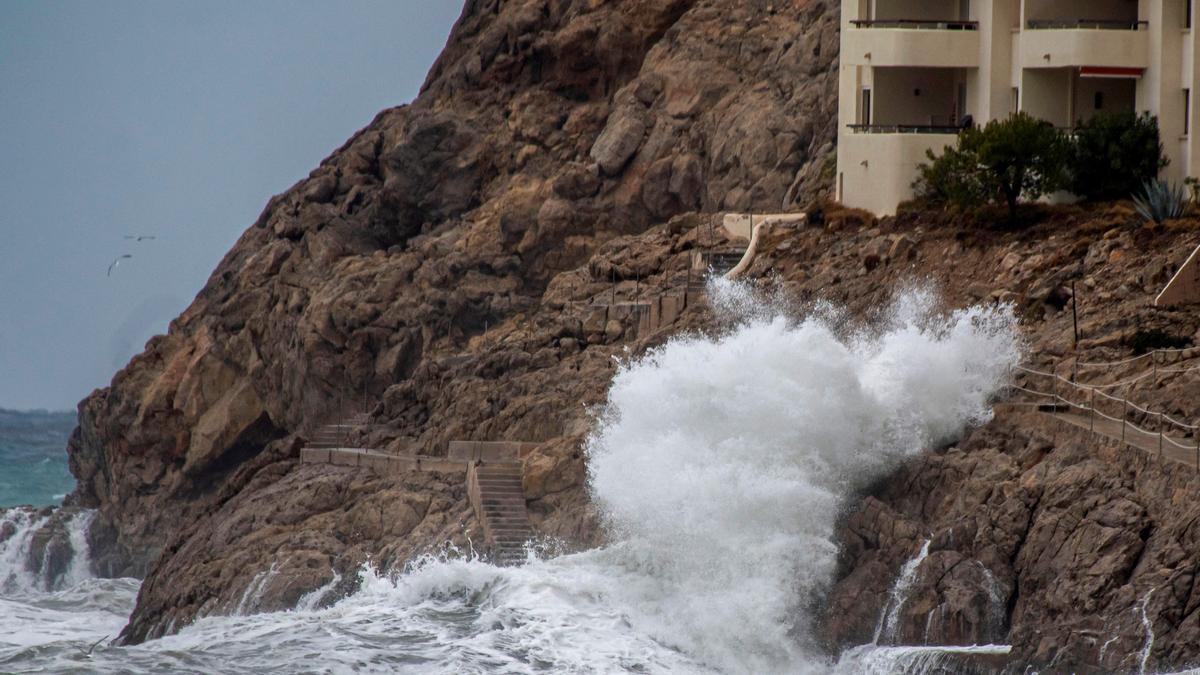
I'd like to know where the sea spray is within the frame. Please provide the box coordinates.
[587,284,1022,671]
[978,563,1008,642]
[1139,587,1158,674]
[834,644,1012,675]
[295,570,342,611]
[0,284,1024,672]
[875,540,932,645]
[0,508,98,593]
[61,510,96,587]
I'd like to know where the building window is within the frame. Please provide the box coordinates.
[861,88,872,125]
[1094,92,1104,111]
[1186,89,1192,136]
[1012,87,1020,114]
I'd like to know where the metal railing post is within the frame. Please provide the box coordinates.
[1089,387,1096,432]
[1159,412,1164,459]
[1051,368,1058,412]
[1121,397,1128,444]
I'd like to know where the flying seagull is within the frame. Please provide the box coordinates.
[74,634,109,658]
[107,254,132,277]
[123,235,156,242]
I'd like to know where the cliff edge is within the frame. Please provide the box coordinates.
[64,0,839,643]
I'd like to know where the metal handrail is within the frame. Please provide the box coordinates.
[1010,365,1200,468]
[1026,19,1148,30]
[850,19,979,31]
[846,124,963,134]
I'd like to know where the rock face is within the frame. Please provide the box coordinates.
[822,411,1200,674]
[731,206,1200,672]
[67,0,840,644]
[64,0,1200,670]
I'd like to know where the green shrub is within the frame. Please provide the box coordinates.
[915,113,1069,222]
[913,143,986,208]
[1132,179,1187,224]
[1069,112,1167,202]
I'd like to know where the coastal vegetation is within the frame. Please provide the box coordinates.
[915,111,1171,222]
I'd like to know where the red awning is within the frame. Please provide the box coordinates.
[1079,66,1145,79]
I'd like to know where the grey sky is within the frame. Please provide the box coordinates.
[0,1,461,411]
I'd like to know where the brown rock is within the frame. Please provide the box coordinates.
[590,108,646,176]
[67,0,850,648]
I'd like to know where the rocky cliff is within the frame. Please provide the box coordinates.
[732,206,1200,673]
[65,0,840,644]
[64,0,1200,670]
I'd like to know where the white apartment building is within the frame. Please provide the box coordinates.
[836,0,1200,215]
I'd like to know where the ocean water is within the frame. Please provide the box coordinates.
[0,408,76,507]
[0,285,1025,673]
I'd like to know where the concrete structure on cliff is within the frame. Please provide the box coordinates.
[837,0,1200,215]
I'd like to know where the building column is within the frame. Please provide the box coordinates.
[1141,0,1187,182]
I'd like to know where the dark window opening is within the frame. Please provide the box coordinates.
[1094,92,1104,110]
[1186,89,1192,135]
[861,89,872,125]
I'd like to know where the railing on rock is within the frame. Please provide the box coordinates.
[1007,348,1200,468]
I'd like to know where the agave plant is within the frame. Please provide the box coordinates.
[1132,179,1188,224]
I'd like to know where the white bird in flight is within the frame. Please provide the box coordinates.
[107,254,132,277]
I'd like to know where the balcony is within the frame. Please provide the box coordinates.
[1020,68,1137,128]
[850,19,979,31]
[1018,24,1149,70]
[844,21,981,68]
[1019,0,1149,69]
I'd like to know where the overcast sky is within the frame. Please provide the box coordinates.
[0,1,462,411]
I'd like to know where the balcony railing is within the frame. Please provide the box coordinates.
[847,124,963,134]
[850,19,979,30]
[1026,19,1148,30]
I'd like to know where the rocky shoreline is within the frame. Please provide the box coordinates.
[55,0,1200,671]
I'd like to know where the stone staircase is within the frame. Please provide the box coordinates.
[687,249,745,297]
[304,412,372,449]
[468,461,535,566]
[699,249,747,275]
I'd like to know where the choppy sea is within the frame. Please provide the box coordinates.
[0,408,76,508]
